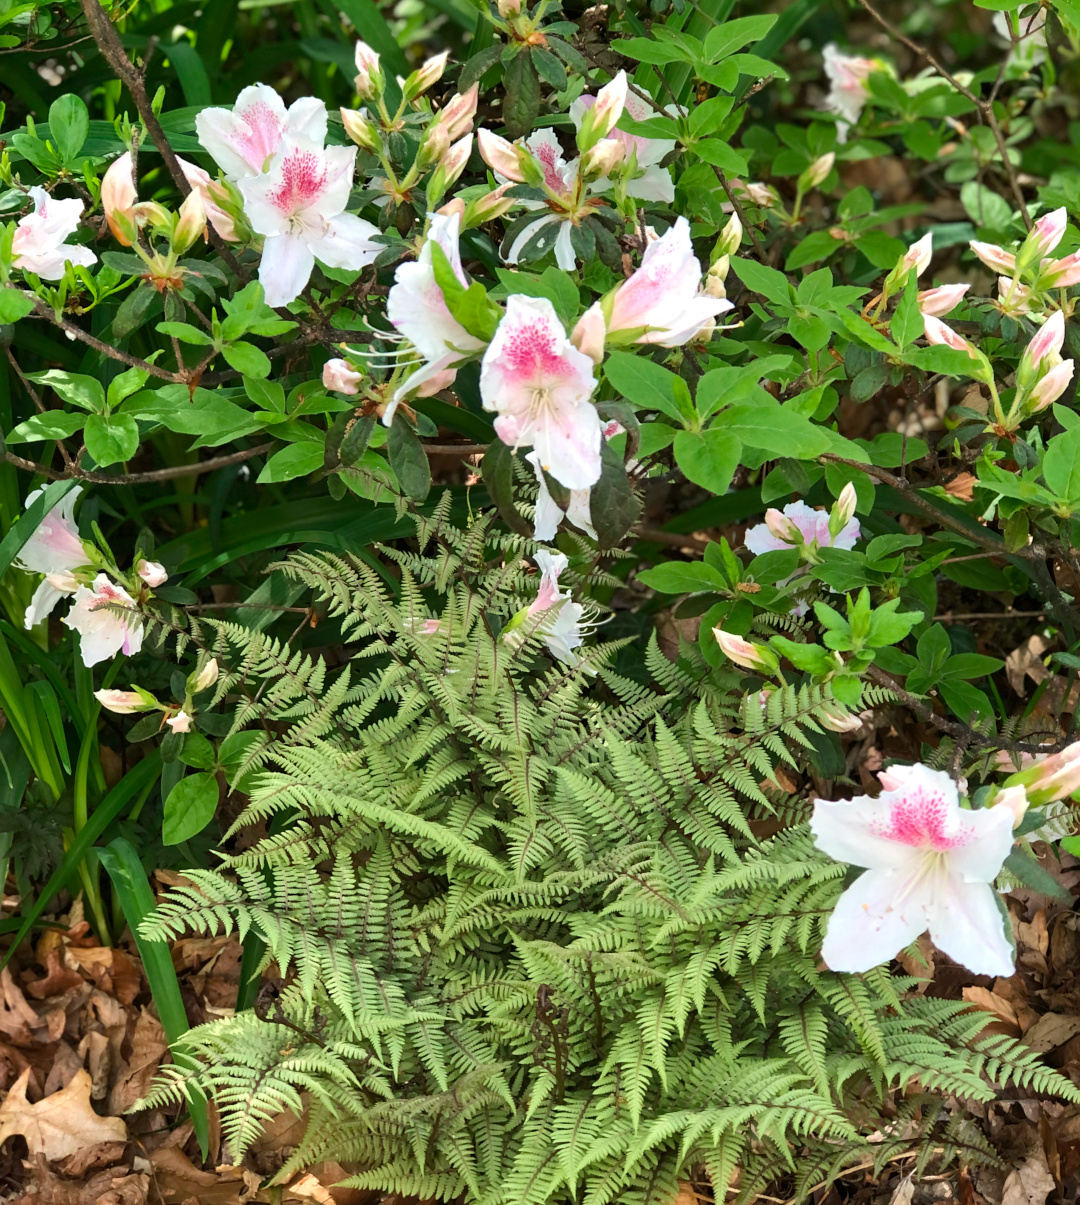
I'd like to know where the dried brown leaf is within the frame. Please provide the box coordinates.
[0,1068,126,1161]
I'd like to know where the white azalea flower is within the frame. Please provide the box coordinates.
[16,486,90,629]
[480,294,602,490]
[811,763,1016,978]
[63,574,145,668]
[239,138,380,307]
[195,83,328,181]
[12,187,96,280]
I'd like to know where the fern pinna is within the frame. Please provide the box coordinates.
[140,501,1077,1204]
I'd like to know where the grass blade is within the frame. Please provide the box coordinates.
[98,837,210,1158]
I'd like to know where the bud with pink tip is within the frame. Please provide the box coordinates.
[830,482,858,538]
[738,181,777,207]
[497,0,521,15]
[341,107,380,153]
[405,50,449,101]
[354,40,383,101]
[716,213,742,258]
[166,710,193,734]
[478,128,526,182]
[581,137,625,179]
[435,84,479,141]
[101,152,138,246]
[798,152,835,191]
[416,121,451,172]
[437,197,466,219]
[1018,206,1067,269]
[467,182,516,225]
[192,658,220,692]
[991,784,1029,828]
[1038,251,1080,289]
[571,304,606,364]
[576,70,628,151]
[1027,359,1075,412]
[323,358,363,394]
[94,689,152,714]
[818,706,863,733]
[713,626,780,674]
[894,231,934,279]
[764,507,803,544]
[172,188,206,255]
[917,282,969,318]
[136,559,168,588]
[427,133,473,207]
[923,314,980,361]
[970,240,1017,275]
[1004,740,1080,805]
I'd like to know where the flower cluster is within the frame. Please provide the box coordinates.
[14,487,162,667]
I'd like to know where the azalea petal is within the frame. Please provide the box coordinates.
[197,109,261,180]
[311,212,381,271]
[820,865,929,972]
[526,452,566,542]
[554,222,577,271]
[928,877,1015,977]
[528,398,604,490]
[316,145,360,217]
[284,95,329,146]
[946,804,1016,883]
[391,353,459,411]
[811,796,932,871]
[24,579,67,630]
[564,488,597,539]
[626,163,676,203]
[259,233,315,307]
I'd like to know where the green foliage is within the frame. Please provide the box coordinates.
[139,510,1078,1201]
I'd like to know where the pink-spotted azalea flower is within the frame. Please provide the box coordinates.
[811,763,1016,977]
[745,500,860,558]
[480,294,602,490]
[196,84,327,181]
[597,217,733,347]
[525,550,593,667]
[16,486,91,629]
[63,574,144,668]
[239,138,380,307]
[384,210,487,420]
[12,187,96,279]
[496,128,582,270]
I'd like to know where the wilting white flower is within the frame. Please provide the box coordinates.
[604,217,733,346]
[196,84,327,181]
[63,574,144,667]
[239,138,380,306]
[12,187,96,279]
[524,550,593,667]
[384,210,486,417]
[17,486,89,629]
[811,763,1015,977]
[745,500,860,556]
[480,294,602,490]
[822,44,880,141]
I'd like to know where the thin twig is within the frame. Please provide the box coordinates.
[853,0,1031,227]
[32,299,182,383]
[713,167,767,259]
[2,443,273,485]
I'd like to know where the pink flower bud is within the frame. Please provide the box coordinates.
[354,40,383,100]
[581,137,625,179]
[764,507,802,544]
[94,689,149,714]
[408,50,448,98]
[323,358,363,394]
[737,181,776,207]
[172,188,206,254]
[437,197,466,219]
[970,240,1016,274]
[1025,206,1067,259]
[799,152,835,191]
[438,133,473,187]
[101,152,137,246]
[818,707,863,733]
[166,709,193,734]
[716,213,742,258]
[571,304,606,364]
[833,481,857,528]
[468,182,516,224]
[1023,308,1065,371]
[1038,251,1080,289]
[1027,358,1074,412]
[923,314,980,361]
[705,257,728,299]
[436,84,479,141]
[917,282,970,318]
[898,231,934,278]
[416,121,451,171]
[1005,740,1080,805]
[136,559,168,588]
[712,627,779,674]
[497,0,521,14]
[991,784,1029,828]
[478,129,525,182]
[341,107,380,153]
[585,71,628,140]
[192,658,219,692]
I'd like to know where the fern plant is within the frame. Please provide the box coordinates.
[141,501,1078,1203]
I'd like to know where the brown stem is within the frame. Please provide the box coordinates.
[712,167,767,259]
[853,0,1031,228]
[2,442,272,485]
[33,298,182,383]
[5,348,74,469]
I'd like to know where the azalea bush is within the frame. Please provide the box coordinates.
[5,0,1080,1195]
